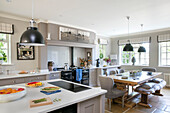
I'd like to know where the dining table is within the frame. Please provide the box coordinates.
[107,71,163,107]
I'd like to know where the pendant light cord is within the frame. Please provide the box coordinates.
[32,0,34,20]
[127,16,130,44]
[30,0,35,27]
[127,16,130,36]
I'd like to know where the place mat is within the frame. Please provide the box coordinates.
[40,90,61,95]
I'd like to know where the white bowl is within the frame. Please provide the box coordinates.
[0,85,26,103]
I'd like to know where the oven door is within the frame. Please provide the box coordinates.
[61,71,73,81]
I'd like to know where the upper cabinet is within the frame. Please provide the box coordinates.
[39,22,96,44]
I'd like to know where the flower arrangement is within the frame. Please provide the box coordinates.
[103,57,111,64]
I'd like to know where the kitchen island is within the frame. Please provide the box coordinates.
[0,79,107,113]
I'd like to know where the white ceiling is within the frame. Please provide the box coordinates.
[1,0,170,37]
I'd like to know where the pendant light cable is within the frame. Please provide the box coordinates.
[32,0,34,19]
[30,0,35,27]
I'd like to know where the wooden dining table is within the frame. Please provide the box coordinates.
[109,71,162,86]
[108,71,163,107]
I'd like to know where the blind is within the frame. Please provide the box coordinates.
[118,37,150,45]
[98,38,108,45]
[0,22,14,34]
[157,34,170,42]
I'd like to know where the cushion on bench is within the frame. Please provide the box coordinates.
[149,78,163,83]
[141,83,156,89]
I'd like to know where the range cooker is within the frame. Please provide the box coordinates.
[57,67,89,85]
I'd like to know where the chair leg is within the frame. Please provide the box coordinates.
[109,99,111,111]
[122,94,125,108]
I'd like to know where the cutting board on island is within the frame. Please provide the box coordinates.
[30,97,53,108]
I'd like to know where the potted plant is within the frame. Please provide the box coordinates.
[103,57,111,66]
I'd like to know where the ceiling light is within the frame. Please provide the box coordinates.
[20,0,45,46]
[138,24,146,52]
[123,16,133,51]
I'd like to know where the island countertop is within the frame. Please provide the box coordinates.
[0,79,107,113]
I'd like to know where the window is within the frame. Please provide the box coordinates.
[159,42,170,66]
[119,43,149,65]
[0,33,11,64]
[99,44,106,58]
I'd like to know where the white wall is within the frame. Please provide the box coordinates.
[47,46,86,67]
[47,46,71,67]
[111,30,170,74]
[0,16,39,72]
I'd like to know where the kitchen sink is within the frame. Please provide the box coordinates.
[48,81,91,93]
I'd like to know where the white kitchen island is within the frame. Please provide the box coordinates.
[0,79,107,113]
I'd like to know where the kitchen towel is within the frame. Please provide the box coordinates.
[76,69,82,81]
[40,90,61,95]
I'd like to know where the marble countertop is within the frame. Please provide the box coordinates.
[0,79,107,113]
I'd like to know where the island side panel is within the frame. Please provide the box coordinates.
[77,94,105,113]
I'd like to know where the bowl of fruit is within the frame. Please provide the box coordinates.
[25,81,44,88]
[0,86,26,103]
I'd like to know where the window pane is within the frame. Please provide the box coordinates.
[0,42,8,49]
[0,34,6,41]
[120,43,149,65]
[0,50,8,63]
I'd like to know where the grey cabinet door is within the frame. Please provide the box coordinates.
[78,97,100,113]
[0,79,15,86]
[89,69,97,87]
[25,75,46,82]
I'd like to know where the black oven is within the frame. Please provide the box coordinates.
[61,70,73,81]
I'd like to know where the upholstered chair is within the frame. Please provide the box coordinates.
[99,76,126,110]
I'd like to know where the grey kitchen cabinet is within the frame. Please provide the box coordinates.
[89,69,97,87]
[0,75,47,86]
[78,96,102,113]
[24,75,46,82]
[0,79,16,86]
[46,72,61,80]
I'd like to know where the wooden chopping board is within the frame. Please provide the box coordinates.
[30,97,53,108]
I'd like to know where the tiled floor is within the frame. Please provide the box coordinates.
[105,88,170,113]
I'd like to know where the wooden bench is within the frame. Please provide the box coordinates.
[135,78,166,108]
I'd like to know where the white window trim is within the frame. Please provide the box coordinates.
[0,34,11,64]
[119,44,149,66]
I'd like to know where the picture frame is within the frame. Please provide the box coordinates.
[17,43,35,60]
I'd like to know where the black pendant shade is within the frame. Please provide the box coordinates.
[20,27,45,46]
[123,43,133,51]
[138,46,146,52]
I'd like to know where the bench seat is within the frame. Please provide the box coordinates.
[135,79,166,108]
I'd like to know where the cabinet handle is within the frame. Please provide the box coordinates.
[12,80,15,84]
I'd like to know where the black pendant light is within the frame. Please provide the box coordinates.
[123,40,134,51]
[123,16,133,51]
[138,24,146,52]
[20,0,45,46]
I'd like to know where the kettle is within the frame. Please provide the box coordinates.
[64,63,69,70]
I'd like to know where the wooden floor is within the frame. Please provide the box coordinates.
[105,87,170,113]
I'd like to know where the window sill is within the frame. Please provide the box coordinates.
[0,64,14,66]
[121,65,149,67]
[158,66,170,68]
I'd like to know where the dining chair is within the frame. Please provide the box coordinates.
[142,67,157,72]
[99,76,126,111]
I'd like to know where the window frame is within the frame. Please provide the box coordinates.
[0,34,11,64]
[119,43,149,66]
[159,41,170,67]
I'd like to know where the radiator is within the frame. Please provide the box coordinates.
[164,73,170,87]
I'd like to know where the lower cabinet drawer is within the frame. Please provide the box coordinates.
[0,79,15,86]
[25,75,46,82]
